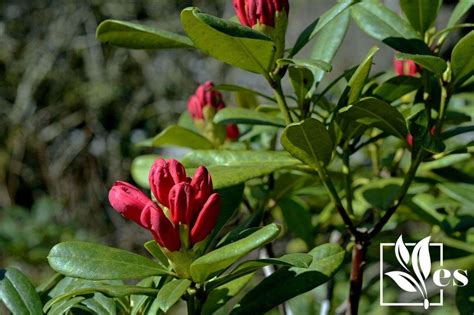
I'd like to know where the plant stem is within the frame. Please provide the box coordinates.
[342,148,354,215]
[272,78,293,124]
[346,241,368,315]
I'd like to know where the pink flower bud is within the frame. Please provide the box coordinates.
[108,181,151,228]
[149,159,187,208]
[406,133,413,147]
[394,58,418,76]
[233,0,289,28]
[226,124,240,140]
[144,203,181,252]
[168,182,195,225]
[190,166,213,215]
[187,81,225,120]
[190,193,221,244]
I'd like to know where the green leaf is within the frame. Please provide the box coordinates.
[48,296,85,315]
[96,20,194,49]
[448,0,474,27]
[279,197,314,245]
[131,154,159,188]
[281,118,333,170]
[438,183,474,204]
[355,178,401,210]
[190,224,281,283]
[451,31,474,87]
[400,0,441,34]
[277,58,332,72]
[209,253,313,289]
[48,241,171,280]
[231,244,345,315]
[182,150,302,189]
[138,125,214,149]
[348,46,379,104]
[181,8,275,74]
[418,153,471,172]
[44,284,160,313]
[373,76,422,102]
[82,293,117,315]
[213,84,275,102]
[202,273,253,315]
[0,268,43,315]
[351,1,431,54]
[340,97,408,139]
[213,107,285,127]
[155,279,191,312]
[290,0,352,57]
[144,240,169,267]
[288,67,314,105]
[311,9,350,82]
[396,53,447,76]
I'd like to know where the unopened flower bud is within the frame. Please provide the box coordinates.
[168,182,195,226]
[394,58,418,76]
[149,159,187,208]
[145,204,181,252]
[108,181,151,228]
[190,193,221,244]
[233,0,289,28]
[406,133,413,147]
[187,81,225,121]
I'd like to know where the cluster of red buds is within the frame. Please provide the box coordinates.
[187,81,239,141]
[393,58,418,76]
[108,159,220,252]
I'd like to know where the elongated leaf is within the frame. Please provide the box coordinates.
[311,9,350,82]
[182,150,302,189]
[412,237,431,280]
[351,2,431,54]
[48,296,85,315]
[181,8,275,74]
[400,0,442,34]
[155,279,191,312]
[373,75,422,102]
[451,31,474,87]
[231,244,345,315]
[277,58,332,72]
[396,53,447,76]
[340,97,408,139]
[138,125,214,149]
[0,268,43,315]
[202,273,253,315]
[448,0,474,27]
[214,107,285,127]
[281,118,333,170]
[44,285,160,312]
[82,293,116,315]
[279,197,313,245]
[48,241,171,280]
[96,20,194,49]
[290,0,352,56]
[385,271,418,292]
[348,46,379,104]
[288,67,314,105]
[214,84,274,102]
[190,224,281,283]
[438,182,474,204]
[131,154,159,188]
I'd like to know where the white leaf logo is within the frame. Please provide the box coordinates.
[385,271,419,292]
[395,235,410,271]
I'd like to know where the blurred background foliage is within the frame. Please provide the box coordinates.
[0,0,471,299]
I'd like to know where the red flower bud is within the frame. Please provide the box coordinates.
[394,58,418,76]
[190,166,213,215]
[226,124,240,140]
[190,193,221,244]
[149,159,187,208]
[430,126,437,136]
[406,133,413,147]
[233,0,289,28]
[108,181,151,228]
[168,182,195,225]
[187,81,225,120]
[144,203,181,252]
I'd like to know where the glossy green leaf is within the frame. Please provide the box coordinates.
[418,153,471,172]
[131,154,159,188]
[181,8,275,74]
[351,2,431,54]
[281,118,333,170]
[373,75,422,102]
[311,9,350,82]
[448,0,474,27]
[96,20,194,50]
[190,224,281,283]
[214,84,275,102]
[279,197,314,245]
[155,279,191,312]
[290,0,352,56]
[182,150,302,189]
[202,273,253,315]
[48,241,171,280]
[348,46,379,104]
[396,53,447,76]
[288,67,314,105]
[144,240,169,267]
[438,183,474,204]
[277,58,332,72]
[209,253,313,289]
[400,0,441,34]
[48,296,85,315]
[82,293,116,315]
[355,178,401,210]
[340,97,408,138]
[0,268,43,315]
[214,107,285,127]
[451,31,474,87]
[231,244,345,315]
[138,125,214,149]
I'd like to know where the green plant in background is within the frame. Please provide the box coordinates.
[1,0,473,314]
